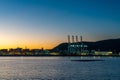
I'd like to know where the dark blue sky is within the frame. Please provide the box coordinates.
[0,0,120,49]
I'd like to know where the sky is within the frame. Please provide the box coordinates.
[0,0,120,49]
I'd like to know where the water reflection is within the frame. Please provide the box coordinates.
[0,57,119,80]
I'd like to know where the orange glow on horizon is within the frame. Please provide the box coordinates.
[0,42,59,49]
[0,32,100,50]
[0,33,65,49]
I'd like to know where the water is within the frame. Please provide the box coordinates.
[0,57,120,80]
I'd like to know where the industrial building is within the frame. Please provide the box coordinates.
[67,35,89,55]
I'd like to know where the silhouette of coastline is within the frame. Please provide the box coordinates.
[52,38,120,56]
[0,38,120,56]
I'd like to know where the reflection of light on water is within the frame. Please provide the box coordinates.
[93,56,101,59]
[80,56,83,59]
[74,56,102,60]
[0,57,119,79]
[108,56,112,59]
[93,56,96,59]
[20,56,24,60]
[9,57,61,60]
[0,57,20,61]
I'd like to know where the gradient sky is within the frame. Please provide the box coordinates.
[0,0,120,49]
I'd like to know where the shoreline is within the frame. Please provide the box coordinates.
[0,55,119,57]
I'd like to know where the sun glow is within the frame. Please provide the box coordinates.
[0,33,62,49]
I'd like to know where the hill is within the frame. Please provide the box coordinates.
[52,38,120,54]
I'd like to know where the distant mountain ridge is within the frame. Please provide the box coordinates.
[52,38,120,54]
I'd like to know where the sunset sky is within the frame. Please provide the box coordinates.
[0,0,120,49]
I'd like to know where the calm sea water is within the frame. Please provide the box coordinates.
[0,57,120,80]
